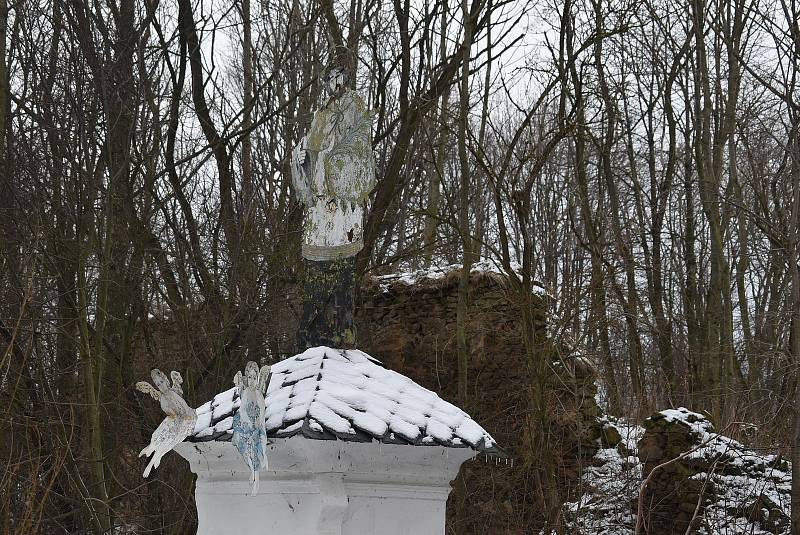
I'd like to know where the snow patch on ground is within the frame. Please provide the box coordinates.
[561,420,644,534]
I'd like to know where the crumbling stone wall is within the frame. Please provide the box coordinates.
[356,270,541,467]
[357,269,545,372]
[548,354,606,482]
[637,408,791,534]
[355,267,604,531]
[637,410,714,534]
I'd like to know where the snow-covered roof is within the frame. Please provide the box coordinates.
[188,347,501,455]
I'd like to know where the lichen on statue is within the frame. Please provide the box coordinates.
[291,62,375,262]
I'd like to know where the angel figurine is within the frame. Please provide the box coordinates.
[232,361,271,495]
[136,369,197,478]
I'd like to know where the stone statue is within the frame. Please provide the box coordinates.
[232,361,271,495]
[291,61,375,261]
[291,55,376,349]
[136,369,197,478]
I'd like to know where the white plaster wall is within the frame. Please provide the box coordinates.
[342,482,450,535]
[175,437,472,535]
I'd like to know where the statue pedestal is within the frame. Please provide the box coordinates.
[297,257,356,349]
[176,438,470,535]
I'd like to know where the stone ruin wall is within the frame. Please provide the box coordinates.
[637,412,714,534]
[355,268,605,530]
[637,410,791,534]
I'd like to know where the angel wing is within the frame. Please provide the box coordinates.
[136,381,160,401]
[170,371,184,396]
[234,370,243,390]
[258,365,271,394]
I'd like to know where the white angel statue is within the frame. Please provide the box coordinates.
[136,369,197,478]
[232,361,271,495]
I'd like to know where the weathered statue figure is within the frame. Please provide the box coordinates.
[292,54,375,348]
[232,361,271,496]
[136,369,197,478]
[291,59,375,260]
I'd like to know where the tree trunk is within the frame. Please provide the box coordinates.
[593,2,642,404]
[789,127,800,535]
[422,0,448,267]
[456,0,474,406]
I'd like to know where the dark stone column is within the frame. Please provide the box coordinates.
[297,256,356,349]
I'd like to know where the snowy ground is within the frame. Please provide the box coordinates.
[685,410,792,535]
[561,413,791,534]
[562,420,644,534]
